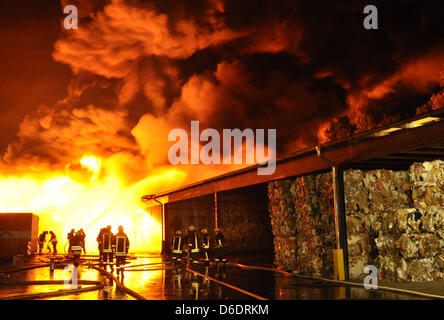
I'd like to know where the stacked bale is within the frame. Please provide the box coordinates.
[410,160,444,208]
[367,170,411,280]
[344,169,411,279]
[397,160,444,281]
[268,179,297,270]
[344,170,373,278]
[268,172,335,277]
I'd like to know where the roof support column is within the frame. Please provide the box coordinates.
[332,166,349,280]
[214,192,218,229]
[316,147,349,280]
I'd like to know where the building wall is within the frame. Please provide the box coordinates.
[166,185,274,256]
[166,195,215,246]
[218,184,274,255]
[0,213,39,258]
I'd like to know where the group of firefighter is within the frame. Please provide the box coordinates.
[96,225,130,276]
[172,225,227,272]
[65,225,130,276]
[38,231,58,254]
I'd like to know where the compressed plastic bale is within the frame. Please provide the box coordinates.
[419,208,435,233]
[398,234,419,259]
[377,255,397,280]
[346,216,363,235]
[380,211,397,234]
[375,233,397,257]
[413,186,444,208]
[406,258,438,282]
[417,233,440,258]
[396,208,423,234]
[365,170,410,215]
[344,170,370,215]
[410,160,444,187]
[347,233,371,257]
[348,255,370,279]
[435,254,444,271]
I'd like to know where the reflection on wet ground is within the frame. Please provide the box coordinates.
[0,255,426,300]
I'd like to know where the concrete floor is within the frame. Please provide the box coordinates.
[0,255,438,300]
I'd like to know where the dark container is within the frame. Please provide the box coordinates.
[0,213,39,258]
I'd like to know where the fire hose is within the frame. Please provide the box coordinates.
[231,263,444,300]
[123,262,169,269]
[185,265,268,300]
[124,265,179,272]
[0,264,49,274]
[0,279,104,300]
[92,266,148,300]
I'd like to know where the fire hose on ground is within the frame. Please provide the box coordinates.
[92,266,148,300]
[0,279,104,300]
[185,265,268,300]
[0,263,50,274]
[231,263,444,300]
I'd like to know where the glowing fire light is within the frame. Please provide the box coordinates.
[0,156,188,254]
[80,156,101,173]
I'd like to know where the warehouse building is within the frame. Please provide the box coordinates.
[142,109,444,282]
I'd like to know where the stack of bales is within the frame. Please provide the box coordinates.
[344,170,373,278]
[344,169,411,279]
[268,172,335,277]
[345,160,444,281]
[291,173,336,276]
[393,160,444,281]
[268,179,297,270]
[368,170,411,280]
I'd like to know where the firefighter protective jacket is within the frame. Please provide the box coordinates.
[186,231,200,253]
[115,232,129,257]
[70,234,83,254]
[102,231,115,253]
[172,235,183,254]
[215,233,226,248]
[201,234,211,250]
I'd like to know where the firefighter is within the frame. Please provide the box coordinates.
[101,225,115,272]
[67,229,75,254]
[114,225,129,278]
[38,231,48,254]
[78,228,86,254]
[185,225,200,264]
[96,227,105,265]
[200,228,211,266]
[171,230,183,265]
[70,231,83,266]
[49,231,58,255]
[213,228,226,272]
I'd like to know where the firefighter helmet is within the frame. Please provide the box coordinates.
[189,225,195,232]
[175,230,182,235]
[118,225,124,232]
[201,228,208,234]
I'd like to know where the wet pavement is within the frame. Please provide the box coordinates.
[0,254,429,300]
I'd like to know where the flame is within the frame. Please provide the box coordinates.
[0,155,188,254]
[80,156,101,178]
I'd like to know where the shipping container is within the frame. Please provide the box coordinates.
[0,213,39,258]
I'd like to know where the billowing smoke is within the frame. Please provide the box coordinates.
[2,0,443,178]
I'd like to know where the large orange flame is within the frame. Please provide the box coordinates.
[0,155,187,253]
